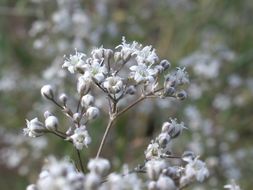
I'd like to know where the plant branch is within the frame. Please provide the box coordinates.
[76,149,85,173]
[96,117,115,158]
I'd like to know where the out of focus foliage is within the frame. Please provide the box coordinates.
[0,0,252,189]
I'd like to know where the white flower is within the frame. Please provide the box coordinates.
[24,118,46,137]
[103,76,124,94]
[181,156,209,184]
[224,180,241,190]
[130,63,158,83]
[145,142,161,160]
[162,119,187,139]
[63,50,86,73]
[45,115,59,131]
[83,59,107,83]
[88,158,110,176]
[69,126,91,150]
[116,36,142,60]
[134,45,159,65]
[166,67,189,86]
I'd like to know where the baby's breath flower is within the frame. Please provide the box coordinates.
[134,45,159,65]
[62,50,86,74]
[129,63,158,84]
[24,118,46,137]
[83,59,107,83]
[69,126,91,150]
[77,75,91,95]
[180,156,209,185]
[145,160,167,180]
[103,76,124,94]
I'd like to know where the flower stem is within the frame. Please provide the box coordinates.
[96,117,115,158]
[76,149,85,173]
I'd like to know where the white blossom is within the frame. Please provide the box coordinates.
[86,106,100,120]
[81,94,94,108]
[69,126,91,150]
[83,59,107,83]
[129,63,158,83]
[62,50,86,74]
[134,45,159,65]
[103,76,124,94]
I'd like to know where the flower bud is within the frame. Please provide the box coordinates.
[160,59,171,70]
[86,107,99,120]
[41,85,54,99]
[59,93,68,106]
[24,118,46,137]
[77,76,91,95]
[81,94,94,108]
[126,85,136,95]
[45,115,59,131]
[104,49,113,59]
[176,90,187,100]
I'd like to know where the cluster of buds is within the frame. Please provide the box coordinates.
[144,120,209,190]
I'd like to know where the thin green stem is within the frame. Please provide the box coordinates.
[76,149,85,173]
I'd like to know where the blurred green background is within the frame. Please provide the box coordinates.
[0,0,252,189]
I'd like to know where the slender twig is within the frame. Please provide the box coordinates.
[76,95,82,113]
[96,117,115,158]
[76,149,85,173]
[116,95,146,117]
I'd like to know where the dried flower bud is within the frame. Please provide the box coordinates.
[81,94,94,108]
[45,115,59,131]
[59,93,68,106]
[86,107,99,120]
[41,85,54,99]
[104,49,113,59]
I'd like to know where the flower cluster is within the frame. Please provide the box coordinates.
[24,38,213,190]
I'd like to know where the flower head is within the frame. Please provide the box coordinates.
[63,50,86,73]
[24,118,46,137]
[69,126,91,150]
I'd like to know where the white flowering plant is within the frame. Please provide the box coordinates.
[24,37,212,190]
